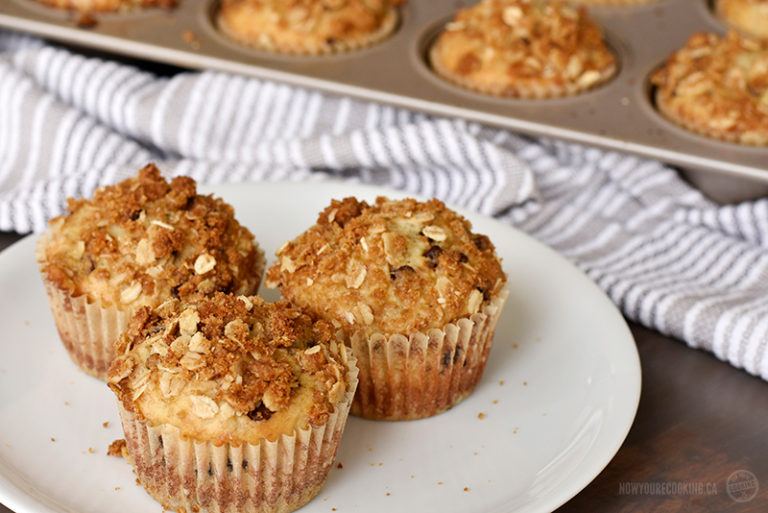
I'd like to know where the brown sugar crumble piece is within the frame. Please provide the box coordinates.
[477,412,486,420]
[102,421,109,428]
[464,487,469,492]
[107,439,128,458]
[76,12,98,28]
[50,437,56,442]
[182,30,201,50]
[499,380,504,386]
[336,462,343,469]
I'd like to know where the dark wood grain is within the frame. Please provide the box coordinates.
[0,231,765,513]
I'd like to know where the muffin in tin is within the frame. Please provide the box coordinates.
[651,31,768,146]
[33,0,177,12]
[108,293,357,513]
[37,164,265,380]
[429,0,616,98]
[265,197,508,421]
[217,0,404,56]
[716,0,768,39]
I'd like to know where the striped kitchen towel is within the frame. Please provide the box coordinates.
[1,32,768,381]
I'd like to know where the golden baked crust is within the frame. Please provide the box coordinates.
[34,0,177,12]
[651,31,768,146]
[108,293,351,445]
[717,0,768,39]
[40,163,263,309]
[429,0,616,98]
[217,0,403,55]
[265,196,506,338]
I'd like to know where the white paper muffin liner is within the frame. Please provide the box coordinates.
[349,284,509,420]
[116,350,358,513]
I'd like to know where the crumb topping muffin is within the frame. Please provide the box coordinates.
[217,0,404,55]
[651,31,768,146]
[429,0,616,98]
[266,196,508,421]
[37,163,264,380]
[41,164,262,309]
[717,0,768,39]
[34,0,177,12]
[265,197,506,338]
[108,293,351,444]
[108,293,357,513]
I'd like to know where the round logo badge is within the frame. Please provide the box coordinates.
[726,470,759,503]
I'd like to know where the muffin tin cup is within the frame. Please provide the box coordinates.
[116,346,359,513]
[36,231,131,381]
[349,284,509,421]
[1,0,766,202]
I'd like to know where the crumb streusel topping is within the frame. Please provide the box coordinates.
[108,293,350,444]
[265,197,507,337]
[652,31,768,145]
[430,0,616,97]
[218,0,404,54]
[41,164,263,308]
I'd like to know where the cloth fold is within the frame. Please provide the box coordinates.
[2,31,768,381]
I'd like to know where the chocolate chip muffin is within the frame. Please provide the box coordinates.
[108,293,357,513]
[651,31,768,146]
[266,197,508,420]
[217,0,404,55]
[429,0,616,98]
[37,164,265,380]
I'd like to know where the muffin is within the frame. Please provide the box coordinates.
[265,197,508,421]
[108,293,357,513]
[37,164,265,380]
[429,0,617,98]
[33,0,177,12]
[651,31,768,146]
[217,0,404,56]
[717,0,768,39]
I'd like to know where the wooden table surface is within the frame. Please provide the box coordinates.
[0,230,765,512]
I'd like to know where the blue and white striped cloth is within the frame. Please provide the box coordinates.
[2,30,768,380]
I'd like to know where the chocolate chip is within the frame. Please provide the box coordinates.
[128,209,141,221]
[458,252,468,263]
[242,460,249,470]
[390,265,415,280]
[473,235,491,251]
[441,349,452,368]
[453,345,462,364]
[247,402,273,422]
[423,246,443,269]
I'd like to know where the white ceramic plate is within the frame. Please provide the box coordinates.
[0,181,640,513]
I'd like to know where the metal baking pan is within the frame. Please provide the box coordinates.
[1,0,766,202]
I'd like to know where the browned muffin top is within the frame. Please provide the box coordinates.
[651,31,768,145]
[40,164,263,309]
[108,293,350,444]
[430,0,616,97]
[218,0,404,55]
[265,197,507,337]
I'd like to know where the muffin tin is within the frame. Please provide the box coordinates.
[0,0,766,202]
